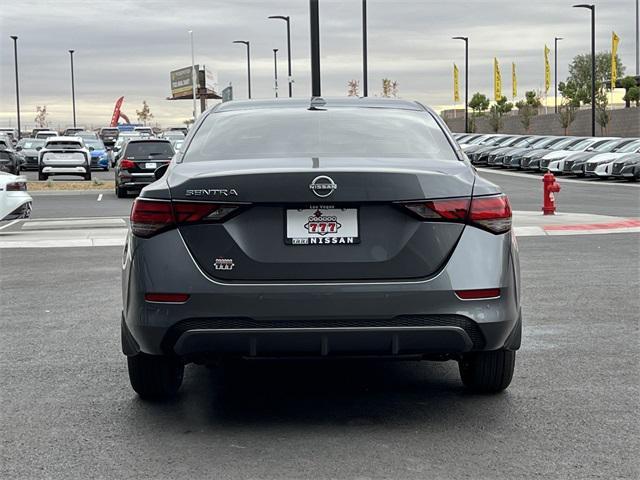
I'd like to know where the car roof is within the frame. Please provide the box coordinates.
[213,97,425,113]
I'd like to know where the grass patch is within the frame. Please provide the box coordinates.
[27,180,115,191]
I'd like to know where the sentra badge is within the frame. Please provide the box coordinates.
[186,188,238,197]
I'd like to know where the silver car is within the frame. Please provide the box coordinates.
[121,98,521,398]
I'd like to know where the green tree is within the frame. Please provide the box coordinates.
[347,79,360,97]
[469,92,490,116]
[487,96,513,133]
[624,86,640,107]
[515,91,542,133]
[620,76,639,107]
[136,100,154,125]
[595,91,610,135]
[559,51,625,105]
[557,100,577,136]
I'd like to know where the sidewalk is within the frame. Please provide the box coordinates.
[0,211,638,248]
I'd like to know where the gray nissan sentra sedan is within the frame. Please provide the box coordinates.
[121,97,521,398]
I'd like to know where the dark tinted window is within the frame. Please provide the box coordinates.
[183,108,457,161]
[124,141,174,159]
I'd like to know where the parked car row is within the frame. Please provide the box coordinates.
[454,133,640,181]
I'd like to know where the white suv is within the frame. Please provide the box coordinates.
[38,136,91,181]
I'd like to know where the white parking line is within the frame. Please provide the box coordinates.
[477,168,640,187]
[97,194,103,202]
[0,219,21,231]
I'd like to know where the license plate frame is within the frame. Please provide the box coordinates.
[285,207,360,245]
[145,162,157,169]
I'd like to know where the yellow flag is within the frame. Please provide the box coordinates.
[512,62,517,99]
[494,58,502,101]
[544,45,551,93]
[612,31,620,89]
[453,64,460,102]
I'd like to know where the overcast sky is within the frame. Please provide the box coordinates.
[1,0,637,129]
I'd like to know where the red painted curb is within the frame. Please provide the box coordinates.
[543,219,640,231]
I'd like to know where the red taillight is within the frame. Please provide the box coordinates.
[403,198,470,220]
[455,288,501,300]
[402,194,511,234]
[6,181,27,191]
[469,194,512,234]
[119,159,135,170]
[130,199,239,238]
[145,293,190,303]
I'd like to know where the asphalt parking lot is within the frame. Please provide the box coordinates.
[1,170,639,479]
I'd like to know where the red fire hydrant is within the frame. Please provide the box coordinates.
[542,172,561,215]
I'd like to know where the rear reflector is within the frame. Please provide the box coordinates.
[401,194,511,234]
[455,288,501,300]
[145,293,190,303]
[130,198,239,238]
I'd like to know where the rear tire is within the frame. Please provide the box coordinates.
[127,353,184,399]
[116,185,127,198]
[38,172,48,181]
[84,171,92,181]
[459,349,515,393]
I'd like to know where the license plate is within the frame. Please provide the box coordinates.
[286,207,359,245]
[145,162,157,169]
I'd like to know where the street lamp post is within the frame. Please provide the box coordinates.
[10,36,21,140]
[268,15,293,97]
[233,40,251,99]
[309,0,321,97]
[362,0,368,97]
[573,4,596,136]
[69,49,76,128]
[189,30,197,122]
[452,36,469,133]
[273,48,279,98]
[554,37,563,113]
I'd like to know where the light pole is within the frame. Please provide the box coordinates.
[362,0,368,96]
[273,48,279,98]
[310,0,321,97]
[452,36,469,133]
[10,36,21,140]
[69,49,76,128]
[573,4,596,136]
[233,40,251,99]
[268,15,293,97]
[636,0,639,75]
[189,30,197,122]
[555,37,563,113]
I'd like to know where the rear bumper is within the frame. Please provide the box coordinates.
[42,166,88,174]
[122,225,522,359]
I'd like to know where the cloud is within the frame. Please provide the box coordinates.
[0,0,635,128]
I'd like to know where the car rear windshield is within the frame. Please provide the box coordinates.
[124,141,174,159]
[183,108,458,161]
[46,142,83,149]
[18,139,45,149]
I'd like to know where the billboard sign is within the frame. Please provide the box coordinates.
[170,66,198,97]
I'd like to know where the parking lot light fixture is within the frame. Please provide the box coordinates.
[273,48,279,98]
[69,50,76,128]
[452,36,469,133]
[189,30,196,122]
[572,4,596,136]
[233,40,251,99]
[10,36,21,140]
[268,15,293,97]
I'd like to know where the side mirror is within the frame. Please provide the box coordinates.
[89,146,95,151]
[154,163,169,180]
[16,146,22,151]
[36,146,42,151]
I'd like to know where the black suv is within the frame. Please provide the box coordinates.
[115,139,174,198]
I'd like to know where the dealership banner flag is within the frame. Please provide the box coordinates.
[453,64,460,102]
[611,31,620,89]
[544,45,551,93]
[512,62,517,99]
[494,58,502,101]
